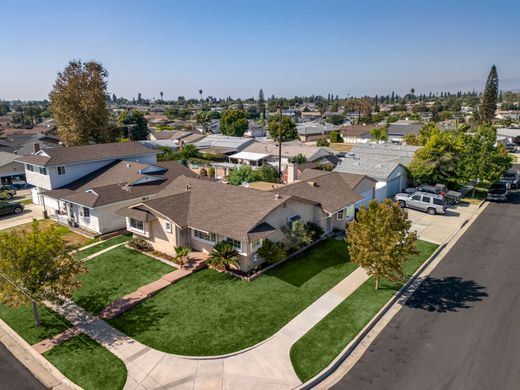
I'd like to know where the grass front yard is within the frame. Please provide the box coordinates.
[43,335,127,390]
[73,246,173,315]
[290,240,438,382]
[0,303,70,345]
[75,234,132,260]
[110,239,358,356]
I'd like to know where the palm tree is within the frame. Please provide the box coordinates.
[174,246,191,268]
[257,239,286,264]
[198,89,203,102]
[207,241,238,271]
[160,91,164,101]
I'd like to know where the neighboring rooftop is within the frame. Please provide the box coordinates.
[242,140,333,161]
[350,143,420,160]
[16,141,157,166]
[194,134,254,152]
[334,154,409,180]
[276,171,370,213]
[0,151,20,166]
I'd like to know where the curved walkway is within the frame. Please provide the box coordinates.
[47,267,370,390]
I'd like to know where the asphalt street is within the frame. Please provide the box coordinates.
[332,192,520,390]
[0,341,45,390]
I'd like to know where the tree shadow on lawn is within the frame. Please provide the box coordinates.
[108,301,168,339]
[402,276,488,313]
[73,287,120,315]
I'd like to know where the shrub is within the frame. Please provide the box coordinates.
[329,131,342,143]
[257,239,287,264]
[199,167,208,176]
[281,221,313,252]
[128,237,152,252]
[207,166,215,177]
[256,164,281,183]
[306,222,324,241]
[316,138,329,147]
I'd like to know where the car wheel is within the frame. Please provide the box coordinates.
[14,207,22,214]
[398,200,406,208]
[426,207,436,215]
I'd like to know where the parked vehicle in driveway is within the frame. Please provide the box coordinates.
[486,182,510,202]
[0,201,24,216]
[395,191,447,215]
[434,184,462,204]
[0,186,17,200]
[501,169,519,189]
[505,143,517,153]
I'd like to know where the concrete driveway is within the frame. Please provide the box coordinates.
[407,201,479,244]
[0,204,44,231]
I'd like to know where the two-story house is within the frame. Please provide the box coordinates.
[17,142,158,205]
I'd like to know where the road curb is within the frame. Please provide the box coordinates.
[296,201,487,390]
[0,319,82,390]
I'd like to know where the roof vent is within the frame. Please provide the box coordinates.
[274,194,282,200]
[307,181,318,187]
[127,163,131,167]
[186,184,192,191]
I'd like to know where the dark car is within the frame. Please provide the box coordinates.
[501,170,519,189]
[486,182,510,202]
[0,185,17,200]
[434,184,462,204]
[0,202,24,216]
[505,143,517,153]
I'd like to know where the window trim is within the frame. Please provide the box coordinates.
[251,238,263,251]
[336,208,345,221]
[225,237,242,252]
[26,164,34,172]
[38,166,47,175]
[165,221,172,233]
[129,218,144,233]
[81,207,90,218]
[57,166,66,175]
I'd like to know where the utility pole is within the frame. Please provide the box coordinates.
[278,105,283,175]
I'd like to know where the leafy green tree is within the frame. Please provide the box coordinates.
[291,153,307,164]
[174,246,191,268]
[325,114,344,125]
[409,129,463,184]
[268,115,297,141]
[255,164,281,183]
[207,241,238,270]
[0,220,87,326]
[281,221,313,251]
[196,111,211,133]
[402,133,420,145]
[458,125,512,184]
[50,60,113,145]
[178,143,200,160]
[316,138,329,147]
[220,109,248,136]
[370,127,388,142]
[257,239,287,264]
[480,65,498,124]
[117,109,149,140]
[227,165,257,185]
[346,199,417,290]
[329,131,342,143]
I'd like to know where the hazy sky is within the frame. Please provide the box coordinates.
[2,0,520,100]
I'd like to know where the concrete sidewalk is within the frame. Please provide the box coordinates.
[47,267,371,390]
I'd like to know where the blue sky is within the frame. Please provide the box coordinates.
[3,0,520,100]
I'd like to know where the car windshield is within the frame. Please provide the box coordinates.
[490,184,506,190]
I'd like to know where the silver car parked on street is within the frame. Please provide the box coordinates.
[394,191,447,215]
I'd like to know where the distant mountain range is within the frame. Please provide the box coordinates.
[417,78,520,94]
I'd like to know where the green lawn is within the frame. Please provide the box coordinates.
[43,335,127,390]
[0,303,70,345]
[110,239,358,356]
[72,246,173,315]
[75,234,132,260]
[290,240,438,382]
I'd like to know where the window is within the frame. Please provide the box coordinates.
[130,218,144,232]
[38,167,47,175]
[252,239,263,251]
[422,196,431,203]
[193,229,216,242]
[81,207,90,218]
[288,215,302,230]
[57,166,66,175]
[165,221,172,233]
[337,209,345,220]
[226,238,242,252]
[433,198,444,206]
[27,164,34,172]
[252,253,259,262]
[411,195,421,201]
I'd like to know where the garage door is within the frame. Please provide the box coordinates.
[386,176,402,198]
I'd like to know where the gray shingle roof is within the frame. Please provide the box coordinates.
[334,155,408,180]
[16,142,157,166]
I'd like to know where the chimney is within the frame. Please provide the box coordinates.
[33,143,40,153]
[274,194,282,200]
[287,162,297,184]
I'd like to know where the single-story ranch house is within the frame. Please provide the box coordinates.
[119,171,376,272]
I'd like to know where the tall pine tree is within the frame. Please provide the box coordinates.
[480,65,498,124]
